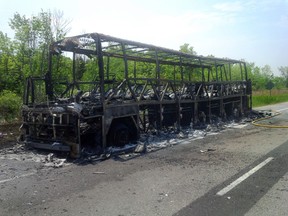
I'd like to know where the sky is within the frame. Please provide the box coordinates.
[0,0,287,75]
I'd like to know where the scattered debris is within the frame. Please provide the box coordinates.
[0,143,25,155]
[160,193,168,197]
[200,148,216,153]
[207,148,216,152]
[134,143,146,153]
[0,118,251,165]
[42,153,67,168]
[93,172,105,174]
[177,132,187,139]
[158,192,169,202]
[46,153,54,162]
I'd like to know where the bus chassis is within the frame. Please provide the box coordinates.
[21,33,252,158]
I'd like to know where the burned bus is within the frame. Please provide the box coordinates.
[21,33,252,158]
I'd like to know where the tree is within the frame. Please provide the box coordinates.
[178,44,201,81]
[0,32,17,92]
[279,66,288,88]
[261,65,273,78]
[9,11,55,77]
[250,65,263,90]
[245,63,277,90]
[51,9,71,41]
[179,43,197,55]
[0,10,71,95]
[272,76,285,89]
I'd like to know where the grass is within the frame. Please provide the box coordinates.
[252,89,288,107]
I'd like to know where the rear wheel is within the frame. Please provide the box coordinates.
[109,123,131,147]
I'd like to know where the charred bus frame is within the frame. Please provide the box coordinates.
[21,33,252,158]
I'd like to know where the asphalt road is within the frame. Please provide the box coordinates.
[1,102,288,216]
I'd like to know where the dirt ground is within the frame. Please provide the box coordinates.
[0,122,21,149]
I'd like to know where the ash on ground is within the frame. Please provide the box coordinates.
[0,143,68,168]
[0,118,251,166]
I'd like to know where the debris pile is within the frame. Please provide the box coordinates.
[42,153,67,168]
[0,116,254,165]
[0,143,68,168]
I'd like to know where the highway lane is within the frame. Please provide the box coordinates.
[0,102,288,216]
[175,102,288,216]
[174,140,288,216]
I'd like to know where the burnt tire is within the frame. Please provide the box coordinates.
[109,123,131,147]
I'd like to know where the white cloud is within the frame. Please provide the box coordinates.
[70,8,241,51]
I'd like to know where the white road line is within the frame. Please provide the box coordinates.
[216,157,274,196]
[0,172,36,184]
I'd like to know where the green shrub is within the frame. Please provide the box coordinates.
[0,90,22,122]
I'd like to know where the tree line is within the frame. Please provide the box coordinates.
[0,10,70,121]
[0,10,70,95]
[179,43,288,91]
